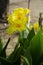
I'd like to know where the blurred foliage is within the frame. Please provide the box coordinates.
[0,28,43,65]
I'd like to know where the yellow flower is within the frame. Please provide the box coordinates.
[7,8,30,34]
[30,25,33,30]
[29,22,39,31]
[13,8,30,15]
[33,22,39,31]
[13,8,30,24]
[7,13,17,25]
[7,22,26,35]
[8,8,30,25]
[24,8,30,14]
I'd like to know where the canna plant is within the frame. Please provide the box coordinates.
[0,8,43,65]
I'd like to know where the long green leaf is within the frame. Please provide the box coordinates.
[0,38,10,58]
[27,28,35,42]
[22,56,29,65]
[0,57,12,65]
[29,31,43,65]
[23,47,32,65]
[0,38,3,52]
[7,43,21,65]
[19,29,35,50]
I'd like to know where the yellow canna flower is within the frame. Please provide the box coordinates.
[8,8,30,25]
[7,13,17,25]
[29,22,39,31]
[7,22,26,35]
[13,8,30,15]
[24,8,30,14]
[33,22,39,31]
[30,25,33,30]
[7,8,30,35]
[13,8,25,15]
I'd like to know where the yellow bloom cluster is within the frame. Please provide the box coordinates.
[7,8,30,34]
[30,22,39,31]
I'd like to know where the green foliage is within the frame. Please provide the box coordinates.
[27,28,35,42]
[0,57,12,65]
[29,31,43,65]
[0,38,3,52]
[19,28,35,50]
[0,28,43,65]
[7,43,21,65]
[23,48,32,65]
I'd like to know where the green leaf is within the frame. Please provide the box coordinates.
[23,47,32,65]
[18,31,24,44]
[0,38,10,58]
[27,28,35,42]
[13,43,20,53]
[29,31,43,65]
[0,38,3,52]
[22,56,29,65]
[0,57,12,65]
[19,29,35,50]
[40,63,43,65]
[14,57,21,65]
[7,43,21,65]
[0,38,6,57]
